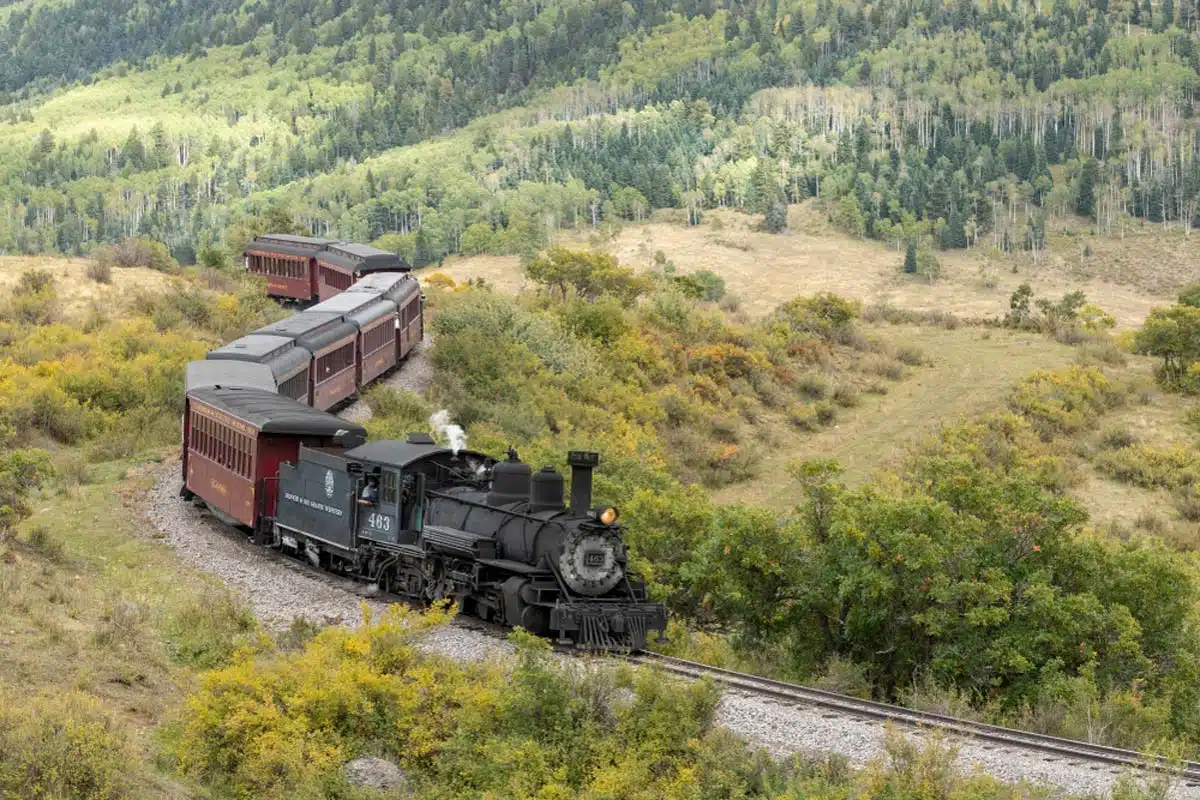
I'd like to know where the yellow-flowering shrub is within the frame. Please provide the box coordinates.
[1007,365,1122,439]
[0,689,134,799]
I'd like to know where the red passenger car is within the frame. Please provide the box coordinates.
[315,243,409,301]
[180,361,367,534]
[244,234,335,302]
[256,311,359,411]
[308,291,399,386]
[345,272,424,360]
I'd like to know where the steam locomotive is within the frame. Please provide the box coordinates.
[271,436,667,649]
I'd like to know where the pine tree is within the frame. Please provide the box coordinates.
[940,211,967,249]
[1077,158,1099,220]
[786,10,805,40]
[748,159,781,214]
[764,201,788,233]
[903,243,917,274]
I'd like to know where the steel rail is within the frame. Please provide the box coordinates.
[625,651,1200,785]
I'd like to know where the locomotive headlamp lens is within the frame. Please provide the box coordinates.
[597,506,619,525]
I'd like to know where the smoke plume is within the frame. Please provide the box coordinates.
[429,409,467,454]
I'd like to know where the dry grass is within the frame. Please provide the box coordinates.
[420,254,530,296]
[0,255,170,316]
[1067,357,1200,543]
[437,202,1180,328]
[715,326,1081,509]
[0,457,241,797]
[1043,216,1200,297]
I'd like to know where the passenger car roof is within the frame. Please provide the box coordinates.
[189,386,366,441]
[185,360,277,393]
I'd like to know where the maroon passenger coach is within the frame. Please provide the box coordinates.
[255,311,359,411]
[243,234,335,302]
[345,272,424,360]
[181,361,367,530]
[314,242,408,301]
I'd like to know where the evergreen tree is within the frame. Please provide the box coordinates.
[1077,158,1099,219]
[748,159,782,214]
[903,243,917,274]
[764,201,788,233]
[939,211,967,249]
[786,10,805,39]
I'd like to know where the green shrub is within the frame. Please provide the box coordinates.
[1099,425,1138,450]
[863,354,905,380]
[24,524,65,562]
[17,268,54,295]
[1093,444,1200,491]
[1175,489,1200,522]
[833,384,861,408]
[1007,366,1120,439]
[895,345,925,366]
[0,449,52,532]
[0,690,134,799]
[815,401,838,426]
[787,403,819,431]
[86,258,112,284]
[92,237,175,273]
[812,655,872,698]
[798,373,829,399]
[1076,337,1128,366]
[165,589,260,670]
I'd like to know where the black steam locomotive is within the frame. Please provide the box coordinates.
[270,435,667,649]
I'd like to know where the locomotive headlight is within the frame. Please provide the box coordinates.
[596,506,619,525]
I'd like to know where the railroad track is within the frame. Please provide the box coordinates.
[620,651,1200,786]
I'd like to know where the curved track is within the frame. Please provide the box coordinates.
[623,651,1200,786]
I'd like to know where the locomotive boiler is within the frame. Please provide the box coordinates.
[270,434,667,650]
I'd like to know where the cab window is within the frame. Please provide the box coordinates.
[381,470,398,505]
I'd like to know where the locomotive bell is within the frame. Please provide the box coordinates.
[529,466,565,513]
[486,448,531,506]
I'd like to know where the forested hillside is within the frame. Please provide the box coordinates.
[1,0,1198,272]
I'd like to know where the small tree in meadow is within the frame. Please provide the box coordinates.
[914,249,941,282]
[763,202,788,234]
[902,244,917,274]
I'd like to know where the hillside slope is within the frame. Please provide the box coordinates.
[1,0,1197,285]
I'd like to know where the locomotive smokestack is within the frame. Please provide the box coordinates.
[567,451,599,516]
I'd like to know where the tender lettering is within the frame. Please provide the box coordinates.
[283,491,345,517]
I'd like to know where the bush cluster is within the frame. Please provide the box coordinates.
[169,603,1109,800]
[423,263,908,489]
[625,365,1200,751]
[90,236,175,274]
[0,689,133,799]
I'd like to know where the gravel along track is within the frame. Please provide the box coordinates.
[633,653,1200,799]
[342,337,434,424]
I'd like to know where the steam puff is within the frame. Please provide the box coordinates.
[429,409,467,454]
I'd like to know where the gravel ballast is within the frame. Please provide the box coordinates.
[342,337,434,424]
